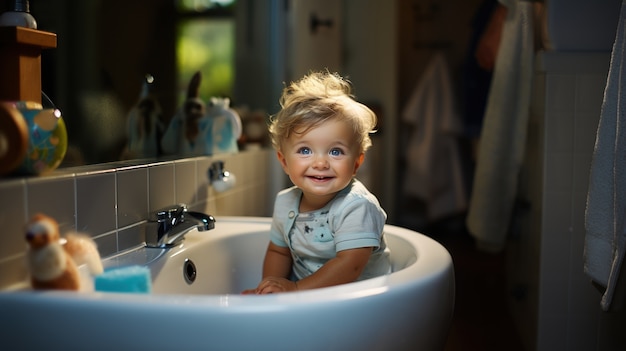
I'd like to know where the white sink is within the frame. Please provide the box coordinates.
[0,216,454,351]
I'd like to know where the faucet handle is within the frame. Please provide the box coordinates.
[153,203,187,222]
[145,204,215,248]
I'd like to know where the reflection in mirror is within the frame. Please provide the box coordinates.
[160,72,242,158]
[32,0,238,166]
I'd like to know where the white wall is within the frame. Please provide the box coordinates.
[342,0,399,217]
[513,51,626,351]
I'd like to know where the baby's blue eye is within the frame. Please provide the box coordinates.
[297,147,312,155]
[329,148,344,156]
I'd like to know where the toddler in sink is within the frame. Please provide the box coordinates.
[243,71,390,294]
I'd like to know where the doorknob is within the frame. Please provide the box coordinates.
[310,13,334,34]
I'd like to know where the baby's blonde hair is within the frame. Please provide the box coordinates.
[269,71,377,153]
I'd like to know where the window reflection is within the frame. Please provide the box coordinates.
[176,0,235,105]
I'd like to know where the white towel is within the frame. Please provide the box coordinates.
[402,52,467,221]
[584,0,626,312]
[466,0,535,252]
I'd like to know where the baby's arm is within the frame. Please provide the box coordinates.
[242,242,292,294]
[262,242,292,278]
[253,246,372,294]
[295,247,372,289]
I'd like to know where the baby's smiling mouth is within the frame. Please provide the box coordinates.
[308,175,333,180]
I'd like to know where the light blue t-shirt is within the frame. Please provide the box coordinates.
[269,179,391,281]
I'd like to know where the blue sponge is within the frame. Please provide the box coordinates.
[94,266,152,294]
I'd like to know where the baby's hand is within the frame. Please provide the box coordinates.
[256,277,297,294]
[241,277,297,294]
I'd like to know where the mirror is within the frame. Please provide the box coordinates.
[22,0,378,170]
[21,0,482,187]
[30,0,255,166]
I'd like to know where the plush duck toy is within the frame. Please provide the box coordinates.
[25,213,103,291]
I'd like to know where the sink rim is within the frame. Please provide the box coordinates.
[1,216,453,308]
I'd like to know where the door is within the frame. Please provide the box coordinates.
[288,0,342,79]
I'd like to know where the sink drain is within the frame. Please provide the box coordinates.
[183,258,197,284]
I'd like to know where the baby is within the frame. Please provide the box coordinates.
[243,71,390,294]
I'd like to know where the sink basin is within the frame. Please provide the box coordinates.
[0,216,454,351]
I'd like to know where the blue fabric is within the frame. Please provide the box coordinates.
[269,179,390,280]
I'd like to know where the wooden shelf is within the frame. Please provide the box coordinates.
[0,26,57,103]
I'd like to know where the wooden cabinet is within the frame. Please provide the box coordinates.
[0,26,56,103]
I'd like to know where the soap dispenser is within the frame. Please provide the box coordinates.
[205,97,242,154]
[0,0,37,29]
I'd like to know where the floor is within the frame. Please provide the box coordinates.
[398,214,526,351]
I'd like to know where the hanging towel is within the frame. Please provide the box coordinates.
[584,0,626,312]
[401,52,467,221]
[466,0,535,252]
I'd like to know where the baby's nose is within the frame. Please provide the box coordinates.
[313,155,329,168]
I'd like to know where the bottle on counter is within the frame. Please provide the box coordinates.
[0,0,37,29]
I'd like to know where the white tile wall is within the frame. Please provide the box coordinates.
[0,149,275,289]
[513,51,626,350]
[116,165,149,228]
[148,162,176,213]
[76,170,117,235]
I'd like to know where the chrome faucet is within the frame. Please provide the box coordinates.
[145,204,215,248]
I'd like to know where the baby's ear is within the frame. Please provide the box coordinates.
[276,151,289,171]
[353,153,365,175]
